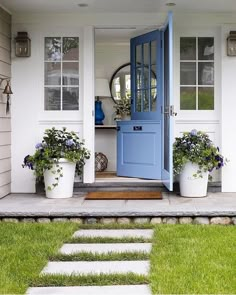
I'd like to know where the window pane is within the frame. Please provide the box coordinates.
[198,62,214,85]
[136,68,142,89]
[180,37,196,60]
[63,37,79,60]
[180,87,196,110]
[45,87,61,110]
[143,89,149,112]
[151,88,157,111]
[136,90,141,112]
[45,62,61,85]
[151,40,157,65]
[180,62,196,85]
[45,37,61,61]
[143,42,149,66]
[63,87,79,110]
[136,45,142,64]
[198,87,214,110]
[198,37,214,60]
[151,65,157,87]
[62,62,79,85]
[143,67,149,89]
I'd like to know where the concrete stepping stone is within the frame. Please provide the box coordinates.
[60,243,152,254]
[27,285,151,295]
[73,229,153,239]
[42,261,149,275]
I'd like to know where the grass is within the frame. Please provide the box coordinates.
[31,273,148,287]
[150,225,236,294]
[0,222,235,294]
[50,251,149,261]
[68,236,152,243]
[0,222,78,294]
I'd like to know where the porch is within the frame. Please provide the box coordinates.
[0,192,235,222]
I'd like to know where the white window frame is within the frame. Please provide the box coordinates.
[174,28,220,121]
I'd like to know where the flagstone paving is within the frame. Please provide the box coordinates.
[27,285,152,295]
[27,229,153,295]
[73,229,153,239]
[60,243,152,254]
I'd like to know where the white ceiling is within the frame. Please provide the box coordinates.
[1,0,236,14]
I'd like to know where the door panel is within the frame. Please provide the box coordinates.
[117,120,161,179]
[117,14,174,188]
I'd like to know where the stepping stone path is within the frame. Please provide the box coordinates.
[27,229,153,295]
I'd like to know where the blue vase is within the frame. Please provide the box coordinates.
[95,100,105,125]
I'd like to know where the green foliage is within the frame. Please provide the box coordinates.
[173,130,226,179]
[0,222,78,294]
[150,225,236,294]
[23,127,90,188]
[114,97,131,116]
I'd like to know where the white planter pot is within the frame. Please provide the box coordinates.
[179,162,209,198]
[43,158,76,199]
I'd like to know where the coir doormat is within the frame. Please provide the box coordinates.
[85,191,162,200]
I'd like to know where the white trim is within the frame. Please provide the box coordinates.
[82,26,95,183]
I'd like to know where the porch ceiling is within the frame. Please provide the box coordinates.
[1,0,236,14]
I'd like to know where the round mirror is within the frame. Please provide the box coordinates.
[109,62,131,103]
[109,62,157,104]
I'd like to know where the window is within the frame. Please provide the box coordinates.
[44,37,79,111]
[180,37,214,110]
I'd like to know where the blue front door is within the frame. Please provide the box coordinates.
[117,13,174,187]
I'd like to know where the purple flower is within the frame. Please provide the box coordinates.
[190,129,197,136]
[66,139,74,146]
[35,143,43,149]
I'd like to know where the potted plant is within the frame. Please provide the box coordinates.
[23,127,90,198]
[114,97,131,120]
[173,129,226,197]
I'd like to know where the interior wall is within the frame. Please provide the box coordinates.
[95,42,129,171]
[0,7,11,198]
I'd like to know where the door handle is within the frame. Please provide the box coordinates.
[162,105,177,117]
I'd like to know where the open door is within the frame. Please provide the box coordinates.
[162,12,174,191]
[117,12,174,189]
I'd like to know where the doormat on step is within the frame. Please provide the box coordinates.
[85,191,162,200]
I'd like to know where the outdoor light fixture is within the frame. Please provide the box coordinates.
[15,32,31,57]
[227,31,236,56]
[0,79,13,114]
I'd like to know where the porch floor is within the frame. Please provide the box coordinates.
[0,192,235,217]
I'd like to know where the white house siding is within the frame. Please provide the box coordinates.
[10,12,236,192]
[0,7,11,198]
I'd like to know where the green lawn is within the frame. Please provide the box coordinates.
[0,222,78,294]
[0,222,235,294]
[150,225,236,294]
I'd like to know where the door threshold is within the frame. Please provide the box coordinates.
[95,171,161,183]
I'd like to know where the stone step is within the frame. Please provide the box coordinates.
[60,243,152,255]
[27,285,151,295]
[73,229,153,239]
[42,261,149,275]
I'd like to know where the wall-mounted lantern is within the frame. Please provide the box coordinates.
[15,32,31,57]
[227,31,236,56]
